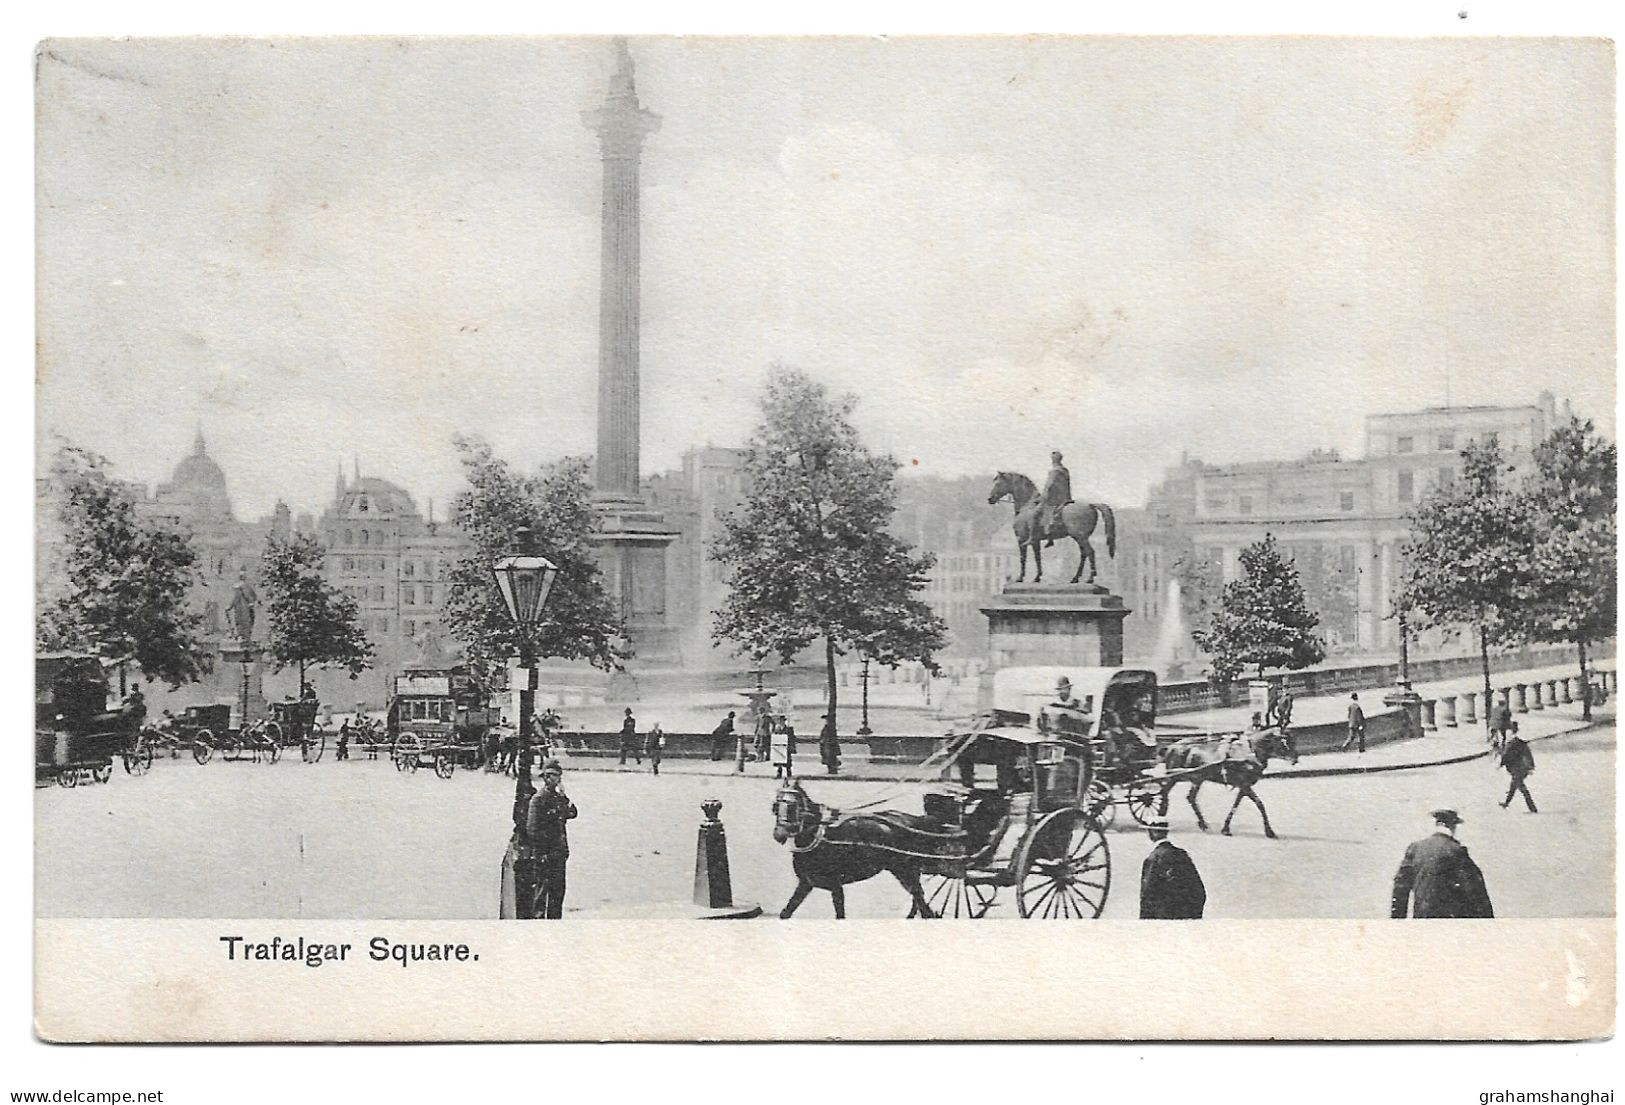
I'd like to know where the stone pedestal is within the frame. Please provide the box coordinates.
[1383,686,1423,738]
[217,639,268,727]
[592,496,681,679]
[979,584,1130,705]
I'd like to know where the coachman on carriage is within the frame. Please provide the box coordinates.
[35,653,148,787]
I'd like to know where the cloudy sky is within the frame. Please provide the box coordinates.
[36,36,1614,521]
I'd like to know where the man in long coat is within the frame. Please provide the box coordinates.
[818,713,841,776]
[1040,450,1072,547]
[711,711,736,761]
[1341,692,1366,754]
[1498,729,1538,812]
[527,759,578,919]
[1391,809,1495,918]
[1491,697,1516,750]
[1139,818,1207,919]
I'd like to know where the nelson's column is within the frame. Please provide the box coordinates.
[582,39,680,677]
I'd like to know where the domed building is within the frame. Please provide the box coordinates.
[154,429,235,523]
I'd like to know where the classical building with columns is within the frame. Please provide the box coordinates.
[1144,390,1573,657]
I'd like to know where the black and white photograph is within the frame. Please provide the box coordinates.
[24,28,1617,1048]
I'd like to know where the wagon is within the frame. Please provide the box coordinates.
[179,703,284,765]
[35,653,144,788]
[269,698,325,763]
[386,666,492,780]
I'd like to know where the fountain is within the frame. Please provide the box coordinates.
[1150,578,1191,680]
[735,662,777,771]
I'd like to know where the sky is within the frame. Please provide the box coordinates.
[35,36,1616,521]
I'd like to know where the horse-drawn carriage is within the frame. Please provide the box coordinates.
[35,653,146,787]
[269,697,325,763]
[771,666,1300,918]
[179,703,284,764]
[386,667,494,780]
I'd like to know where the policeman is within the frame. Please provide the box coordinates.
[526,759,578,920]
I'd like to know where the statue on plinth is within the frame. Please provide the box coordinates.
[987,454,1117,585]
[226,570,257,643]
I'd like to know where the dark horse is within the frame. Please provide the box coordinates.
[1159,728,1298,838]
[987,471,1117,584]
[772,781,944,918]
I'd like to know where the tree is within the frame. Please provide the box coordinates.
[1399,440,1536,723]
[1193,533,1326,682]
[441,437,625,694]
[1516,418,1616,720]
[260,533,374,692]
[38,442,210,690]
[711,367,947,724]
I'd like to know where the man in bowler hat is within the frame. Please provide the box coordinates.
[1497,726,1538,812]
[1391,809,1494,918]
[1139,816,1207,919]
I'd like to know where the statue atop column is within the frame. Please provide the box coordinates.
[226,569,257,642]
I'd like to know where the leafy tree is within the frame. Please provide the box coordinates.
[1516,418,1616,719]
[1399,440,1536,723]
[38,442,210,691]
[1193,533,1326,682]
[441,437,625,694]
[260,533,374,692]
[711,367,947,724]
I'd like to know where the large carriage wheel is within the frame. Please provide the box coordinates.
[263,721,283,750]
[433,753,455,780]
[91,762,113,785]
[302,729,327,763]
[921,871,996,919]
[124,732,155,776]
[192,732,214,765]
[1086,777,1117,830]
[1014,808,1111,919]
[1124,782,1162,827]
[395,733,420,773]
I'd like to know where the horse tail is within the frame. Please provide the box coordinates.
[1098,503,1117,559]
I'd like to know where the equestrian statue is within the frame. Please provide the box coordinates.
[987,451,1117,584]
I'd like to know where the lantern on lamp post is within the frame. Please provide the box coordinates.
[492,526,559,776]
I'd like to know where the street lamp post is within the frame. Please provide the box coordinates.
[492,525,560,916]
[857,656,873,737]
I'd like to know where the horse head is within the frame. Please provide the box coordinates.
[1258,728,1299,766]
[772,780,821,845]
[987,471,1012,505]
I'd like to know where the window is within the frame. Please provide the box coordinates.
[360,529,370,546]
[1437,467,1455,488]
[1396,436,1414,454]
[343,557,354,572]
[1339,491,1355,512]
[344,529,353,545]
[1238,496,1253,516]
[403,561,415,578]
[1397,470,1414,504]
[423,584,434,605]
[358,497,369,513]
[1437,432,1454,451]
[373,586,386,603]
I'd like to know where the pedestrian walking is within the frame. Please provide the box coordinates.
[819,713,842,776]
[753,709,774,763]
[710,711,736,761]
[336,720,350,761]
[772,715,796,778]
[618,707,640,765]
[1341,692,1366,754]
[645,723,664,775]
[1139,816,1206,919]
[1390,809,1494,919]
[1491,697,1515,751]
[1497,725,1538,813]
[527,759,578,920]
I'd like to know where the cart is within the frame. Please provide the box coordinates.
[178,703,284,765]
[270,698,325,763]
[35,653,143,788]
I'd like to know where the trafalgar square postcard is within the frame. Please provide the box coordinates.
[30,35,1616,1042]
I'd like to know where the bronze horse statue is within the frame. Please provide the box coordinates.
[987,471,1117,584]
[1158,728,1298,839]
[772,781,946,918]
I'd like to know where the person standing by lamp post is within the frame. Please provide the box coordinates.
[492,527,559,920]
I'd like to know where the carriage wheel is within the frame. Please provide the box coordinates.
[91,762,113,785]
[434,753,455,780]
[302,730,327,763]
[1014,809,1111,919]
[403,752,420,774]
[1125,784,1162,827]
[266,739,282,764]
[1086,777,1117,830]
[124,733,154,776]
[192,732,214,765]
[922,872,996,919]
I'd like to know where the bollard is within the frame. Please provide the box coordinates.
[1560,677,1574,704]
[1544,680,1559,708]
[1609,670,1618,693]
[1439,696,1457,728]
[1529,680,1544,710]
[691,799,761,918]
[1514,684,1529,713]
[1420,699,1437,731]
[1459,692,1477,725]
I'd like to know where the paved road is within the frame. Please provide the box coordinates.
[36,723,1612,920]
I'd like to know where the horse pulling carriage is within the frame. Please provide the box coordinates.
[35,653,146,788]
[771,667,1301,918]
[179,703,285,765]
[269,698,326,763]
